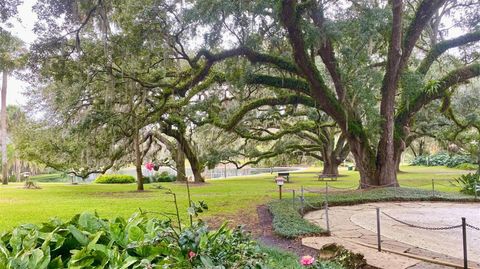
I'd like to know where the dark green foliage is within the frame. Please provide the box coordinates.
[144,171,176,183]
[0,212,268,268]
[268,200,323,238]
[455,173,480,195]
[410,152,474,167]
[94,174,135,184]
[269,188,476,238]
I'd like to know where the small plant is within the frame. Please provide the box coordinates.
[455,163,479,171]
[94,174,135,184]
[455,173,479,195]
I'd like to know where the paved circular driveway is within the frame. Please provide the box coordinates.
[304,202,480,267]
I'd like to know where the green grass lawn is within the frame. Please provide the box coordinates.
[0,165,470,232]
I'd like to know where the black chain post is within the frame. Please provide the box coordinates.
[462,217,467,269]
[376,208,381,252]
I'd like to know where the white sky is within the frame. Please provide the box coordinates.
[3,0,37,106]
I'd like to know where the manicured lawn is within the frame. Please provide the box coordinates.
[0,165,470,232]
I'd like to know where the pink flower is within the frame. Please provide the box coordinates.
[300,255,315,266]
[145,162,154,171]
[188,250,197,260]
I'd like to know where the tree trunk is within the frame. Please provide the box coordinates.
[190,161,204,183]
[322,156,340,176]
[1,71,7,185]
[134,129,144,191]
[175,140,187,182]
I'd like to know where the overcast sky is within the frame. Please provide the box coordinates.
[4,0,37,106]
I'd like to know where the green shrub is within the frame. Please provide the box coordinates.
[455,163,479,171]
[94,174,135,184]
[411,153,474,167]
[0,212,268,268]
[455,173,480,195]
[144,171,176,183]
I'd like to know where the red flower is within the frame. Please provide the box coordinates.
[188,250,197,260]
[145,162,154,171]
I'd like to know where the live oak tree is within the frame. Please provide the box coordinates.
[197,87,349,175]
[29,0,220,184]
[183,0,480,187]
[28,0,480,188]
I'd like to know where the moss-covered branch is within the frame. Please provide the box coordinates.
[396,63,480,127]
[417,31,480,75]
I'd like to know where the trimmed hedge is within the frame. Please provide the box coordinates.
[268,187,477,238]
[94,174,135,184]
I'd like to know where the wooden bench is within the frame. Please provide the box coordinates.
[277,172,290,182]
[318,174,337,181]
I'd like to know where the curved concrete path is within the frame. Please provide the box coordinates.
[303,202,480,269]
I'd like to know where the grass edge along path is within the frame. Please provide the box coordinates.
[268,187,478,238]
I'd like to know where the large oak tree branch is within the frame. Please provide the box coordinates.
[401,0,447,70]
[396,63,480,127]
[417,31,480,75]
[279,0,347,128]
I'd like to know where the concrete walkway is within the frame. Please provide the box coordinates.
[303,202,480,269]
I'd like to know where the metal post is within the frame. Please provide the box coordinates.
[279,185,282,200]
[224,164,227,178]
[475,176,478,200]
[432,179,435,197]
[462,217,467,269]
[292,190,296,208]
[325,200,330,233]
[376,208,381,252]
[325,182,329,204]
[394,183,397,198]
[301,186,305,216]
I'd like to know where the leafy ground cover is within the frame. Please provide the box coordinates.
[0,166,470,232]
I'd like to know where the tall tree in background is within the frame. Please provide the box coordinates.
[0,30,23,184]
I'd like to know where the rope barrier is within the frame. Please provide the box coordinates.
[360,182,398,188]
[328,184,358,190]
[466,223,480,231]
[382,212,462,231]
[303,199,324,210]
[303,188,324,194]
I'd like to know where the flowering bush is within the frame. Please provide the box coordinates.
[300,255,315,265]
[145,162,154,171]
